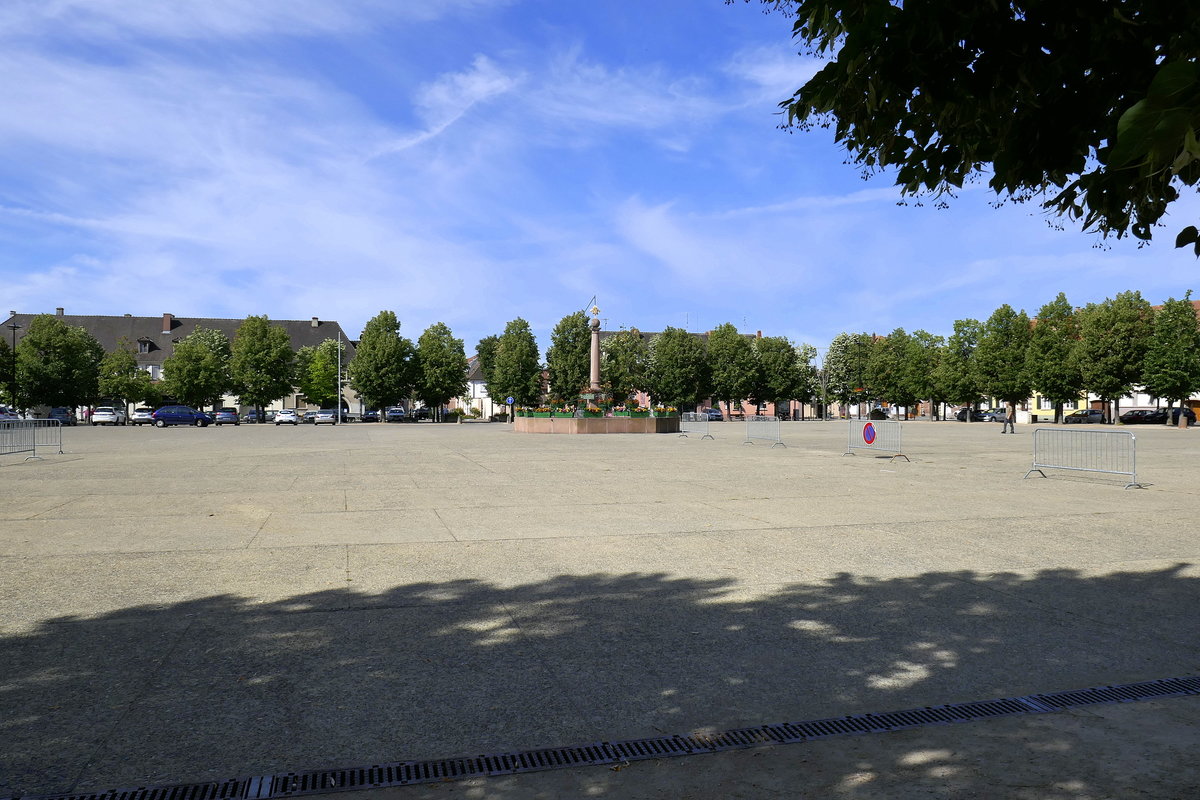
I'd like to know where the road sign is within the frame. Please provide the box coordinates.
[506,396,514,404]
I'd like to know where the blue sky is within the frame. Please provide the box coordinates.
[1,0,1196,357]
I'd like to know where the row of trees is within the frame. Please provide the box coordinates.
[823,291,1200,424]
[3,312,471,421]
[471,312,822,413]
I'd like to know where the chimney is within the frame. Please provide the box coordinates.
[311,317,319,328]
[56,307,64,316]
[162,313,173,334]
[757,330,762,338]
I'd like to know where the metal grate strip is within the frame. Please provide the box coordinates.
[9,676,1197,800]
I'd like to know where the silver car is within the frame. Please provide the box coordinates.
[313,409,340,425]
[91,406,127,426]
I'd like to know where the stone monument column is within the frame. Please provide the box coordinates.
[589,306,601,391]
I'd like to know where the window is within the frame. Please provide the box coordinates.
[138,339,151,353]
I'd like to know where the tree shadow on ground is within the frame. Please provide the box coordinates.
[3,565,1197,798]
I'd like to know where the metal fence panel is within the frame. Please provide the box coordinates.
[744,415,785,447]
[0,419,63,459]
[1024,428,1140,489]
[679,412,713,440]
[844,418,908,461]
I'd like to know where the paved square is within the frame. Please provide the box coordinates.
[2,421,1197,798]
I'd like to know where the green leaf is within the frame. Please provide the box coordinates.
[1175,226,1198,248]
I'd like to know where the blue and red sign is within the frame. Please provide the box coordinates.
[862,422,877,445]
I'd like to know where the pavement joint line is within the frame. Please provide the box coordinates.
[13,676,1198,800]
[431,508,459,542]
[242,513,273,550]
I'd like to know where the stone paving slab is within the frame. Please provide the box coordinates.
[1,420,1197,798]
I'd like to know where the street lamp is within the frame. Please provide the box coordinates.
[6,318,21,408]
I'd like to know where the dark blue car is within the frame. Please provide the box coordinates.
[152,405,210,427]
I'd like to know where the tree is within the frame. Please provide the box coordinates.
[476,335,499,391]
[546,311,591,403]
[1025,294,1084,423]
[646,327,709,409]
[0,336,12,407]
[99,338,157,417]
[707,323,758,417]
[296,339,345,410]
[974,305,1033,418]
[907,330,946,418]
[348,311,416,411]
[161,327,231,410]
[753,336,806,412]
[15,314,103,410]
[935,319,983,414]
[416,322,468,421]
[1142,291,1200,427]
[230,315,295,421]
[752,1,1200,250]
[823,332,872,414]
[866,328,919,417]
[601,329,650,405]
[1074,291,1155,422]
[490,318,542,408]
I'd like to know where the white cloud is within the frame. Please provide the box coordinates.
[0,0,512,41]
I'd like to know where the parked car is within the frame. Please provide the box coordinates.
[361,410,379,423]
[302,410,318,423]
[131,407,155,426]
[0,405,21,421]
[1119,409,1168,425]
[955,408,989,422]
[313,408,339,425]
[213,408,240,426]
[1064,409,1105,424]
[1171,407,1197,426]
[979,408,1008,423]
[409,406,430,421]
[91,406,127,426]
[242,410,262,423]
[274,409,299,426]
[385,406,406,423]
[48,407,78,425]
[151,405,210,427]
[701,407,723,421]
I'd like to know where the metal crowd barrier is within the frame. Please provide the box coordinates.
[678,412,713,440]
[744,415,785,447]
[1024,428,1141,489]
[1,419,63,460]
[844,418,908,461]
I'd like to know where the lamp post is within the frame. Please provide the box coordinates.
[6,318,21,409]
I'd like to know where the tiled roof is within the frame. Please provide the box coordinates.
[1,311,355,366]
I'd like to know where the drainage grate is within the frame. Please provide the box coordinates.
[8,676,1197,800]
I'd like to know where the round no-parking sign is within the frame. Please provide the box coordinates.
[506,396,514,405]
[862,422,876,445]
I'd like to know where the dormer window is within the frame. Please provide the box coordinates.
[137,338,153,354]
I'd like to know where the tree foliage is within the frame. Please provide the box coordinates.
[601,329,650,405]
[476,335,499,391]
[1073,291,1154,417]
[647,327,709,409]
[907,330,945,416]
[1025,293,1083,422]
[162,327,231,410]
[751,0,1200,249]
[974,305,1033,404]
[99,338,157,411]
[707,323,757,415]
[296,338,345,409]
[546,311,592,402]
[1142,291,1200,421]
[230,315,295,417]
[935,319,982,407]
[866,328,918,412]
[753,335,806,407]
[348,311,416,410]
[416,322,468,418]
[15,314,103,409]
[490,318,542,407]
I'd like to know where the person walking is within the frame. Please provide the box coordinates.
[1001,403,1016,434]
